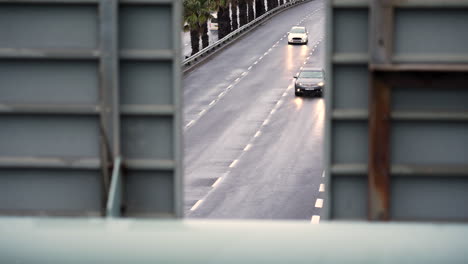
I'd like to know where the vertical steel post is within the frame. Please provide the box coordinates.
[99,0,120,211]
[368,0,394,220]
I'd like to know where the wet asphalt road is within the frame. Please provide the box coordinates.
[183,0,325,220]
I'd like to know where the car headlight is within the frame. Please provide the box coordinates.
[297,83,304,86]
[318,82,324,86]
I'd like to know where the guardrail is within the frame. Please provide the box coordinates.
[183,0,310,72]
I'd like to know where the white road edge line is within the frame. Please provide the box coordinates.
[315,199,324,208]
[311,215,320,224]
[229,159,239,168]
[190,200,203,211]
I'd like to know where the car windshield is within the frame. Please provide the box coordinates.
[290,27,306,34]
[299,70,323,78]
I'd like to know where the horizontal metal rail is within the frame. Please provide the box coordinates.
[0,0,172,4]
[333,0,468,8]
[332,109,468,121]
[331,164,468,176]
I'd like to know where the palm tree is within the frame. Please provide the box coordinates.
[231,0,239,30]
[183,0,213,55]
[216,0,232,39]
[266,0,274,11]
[247,0,254,22]
[255,0,265,17]
[238,0,248,26]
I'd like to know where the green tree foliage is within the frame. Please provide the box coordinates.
[183,0,215,55]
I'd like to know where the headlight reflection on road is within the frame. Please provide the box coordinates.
[294,97,303,110]
[300,45,308,57]
[286,45,294,70]
[316,99,325,123]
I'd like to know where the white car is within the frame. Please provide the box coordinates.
[287,26,308,45]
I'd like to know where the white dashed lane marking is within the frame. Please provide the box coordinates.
[319,184,325,192]
[212,177,223,188]
[244,144,252,151]
[190,200,203,211]
[311,215,320,224]
[229,159,239,168]
[315,199,324,208]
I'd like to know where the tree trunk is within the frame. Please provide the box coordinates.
[247,0,255,21]
[267,0,274,11]
[201,22,209,49]
[217,6,231,39]
[231,1,239,30]
[255,0,265,17]
[238,0,248,26]
[190,29,200,56]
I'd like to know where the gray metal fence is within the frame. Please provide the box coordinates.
[325,0,468,221]
[0,0,182,218]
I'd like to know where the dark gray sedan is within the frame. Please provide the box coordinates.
[293,67,325,97]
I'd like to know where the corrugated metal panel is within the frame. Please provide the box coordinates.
[325,0,468,221]
[0,0,182,218]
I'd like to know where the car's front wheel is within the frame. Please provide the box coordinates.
[295,91,301,96]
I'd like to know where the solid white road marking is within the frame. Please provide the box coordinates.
[229,159,239,168]
[254,131,261,138]
[244,144,252,151]
[212,177,223,188]
[190,200,203,211]
[315,199,324,208]
[311,215,320,224]
[319,184,325,192]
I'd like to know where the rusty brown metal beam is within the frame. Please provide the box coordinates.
[368,71,391,221]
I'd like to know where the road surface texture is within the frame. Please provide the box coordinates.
[183,0,325,222]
